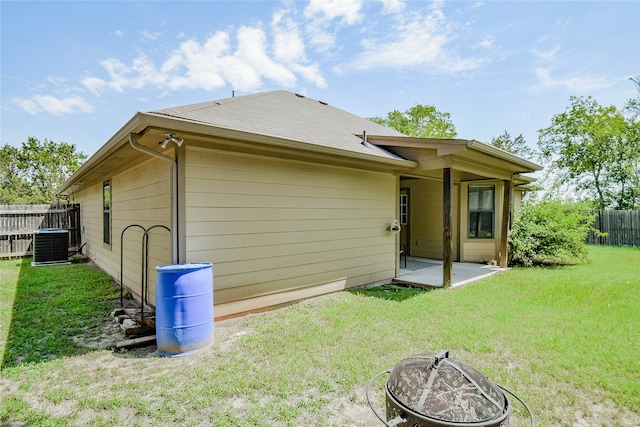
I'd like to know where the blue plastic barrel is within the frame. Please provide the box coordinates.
[155,262,214,357]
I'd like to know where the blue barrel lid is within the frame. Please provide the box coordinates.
[36,228,68,233]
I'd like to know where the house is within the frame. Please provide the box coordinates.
[58,90,541,319]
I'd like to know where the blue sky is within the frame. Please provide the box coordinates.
[1,1,638,157]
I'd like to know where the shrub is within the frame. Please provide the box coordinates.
[509,200,599,266]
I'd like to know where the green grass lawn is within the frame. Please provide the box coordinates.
[0,258,120,367]
[1,246,639,426]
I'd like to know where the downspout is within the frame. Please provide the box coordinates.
[128,133,179,264]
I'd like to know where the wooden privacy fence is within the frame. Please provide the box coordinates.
[587,210,640,247]
[0,204,81,258]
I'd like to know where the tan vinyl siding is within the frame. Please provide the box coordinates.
[73,182,111,269]
[401,179,459,261]
[462,241,496,262]
[184,146,396,317]
[70,157,172,301]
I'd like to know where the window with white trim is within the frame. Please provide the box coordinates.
[468,185,494,238]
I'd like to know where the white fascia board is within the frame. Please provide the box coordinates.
[466,140,543,172]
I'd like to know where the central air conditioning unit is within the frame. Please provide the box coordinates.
[32,228,70,266]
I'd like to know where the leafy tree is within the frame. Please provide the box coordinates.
[509,199,598,266]
[625,75,640,115]
[538,96,640,210]
[370,104,457,138]
[0,145,28,203]
[0,137,87,204]
[489,131,536,160]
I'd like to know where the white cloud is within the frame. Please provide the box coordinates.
[46,76,67,86]
[303,0,364,51]
[271,8,327,87]
[272,9,306,64]
[11,97,40,114]
[530,39,615,92]
[473,35,495,50]
[379,0,405,14]
[140,30,162,41]
[99,58,132,93]
[305,23,338,52]
[532,68,615,92]
[12,4,331,110]
[163,33,229,91]
[12,95,94,115]
[21,1,507,113]
[81,76,107,95]
[233,26,298,89]
[88,55,167,92]
[346,6,487,73]
[76,2,488,95]
[533,46,561,61]
[304,0,364,25]
[84,14,328,95]
[130,55,166,89]
[292,63,326,88]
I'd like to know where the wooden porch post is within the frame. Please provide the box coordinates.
[499,180,512,268]
[443,168,453,288]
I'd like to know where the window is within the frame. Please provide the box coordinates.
[399,194,408,225]
[468,185,494,238]
[103,180,111,245]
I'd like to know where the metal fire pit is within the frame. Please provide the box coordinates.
[367,350,534,427]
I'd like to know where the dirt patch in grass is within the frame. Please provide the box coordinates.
[69,309,127,351]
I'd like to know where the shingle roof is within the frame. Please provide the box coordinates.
[148,90,406,160]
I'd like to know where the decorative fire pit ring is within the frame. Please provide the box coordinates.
[367,350,534,427]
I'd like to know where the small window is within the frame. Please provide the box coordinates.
[103,180,111,245]
[399,194,408,225]
[468,185,494,238]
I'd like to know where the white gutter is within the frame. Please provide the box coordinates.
[128,132,179,264]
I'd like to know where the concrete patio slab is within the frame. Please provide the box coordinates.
[394,257,507,288]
